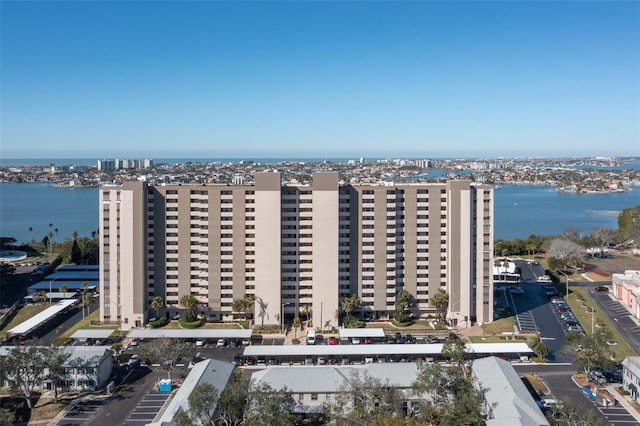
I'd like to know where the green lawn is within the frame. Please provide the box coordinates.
[565,286,637,361]
[0,304,49,337]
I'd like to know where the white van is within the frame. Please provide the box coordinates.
[306,329,316,345]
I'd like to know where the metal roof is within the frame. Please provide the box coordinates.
[147,359,235,426]
[70,329,115,339]
[338,328,386,338]
[27,280,98,294]
[127,329,253,339]
[7,299,77,336]
[472,356,550,426]
[243,342,533,357]
[44,270,100,281]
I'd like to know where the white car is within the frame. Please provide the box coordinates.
[216,339,226,348]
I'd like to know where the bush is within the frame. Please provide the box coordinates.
[179,319,202,329]
[148,317,168,328]
[393,312,412,324]
[183,309,198,322]
[239,320,250,329]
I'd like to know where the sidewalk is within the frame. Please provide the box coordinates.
[607,384,640,422]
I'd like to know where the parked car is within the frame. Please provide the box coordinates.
[594,286,609,292]
[329,337,338,345]
[216,339,226,348]
[243,357,256,366]
[589,370,607,385]
[327,356,338,365]
[241,338,251,346]
[567,325,585,334]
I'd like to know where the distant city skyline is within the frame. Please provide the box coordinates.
[1,1,638,159]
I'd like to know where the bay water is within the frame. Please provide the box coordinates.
[0,182,639,245]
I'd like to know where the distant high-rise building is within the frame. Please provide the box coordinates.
[99,173,493,330]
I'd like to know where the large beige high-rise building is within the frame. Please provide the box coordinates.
[99,173,493,331]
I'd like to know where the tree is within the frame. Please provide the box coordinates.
[0,262,16,282]
[561,328,615,374]
[42,345,71,402]
[0,345,48,410]
[218,371,250,426]
[546,397,607,426]
[325,370,406,426]
[174,382,219,426]
[341,294,361,325]
[300,304,312,322]
[137,338,190,380]
[293,316,301,339]
[32,290,48,305]
[548,238,585,269]
[180,294,199,311]
[441,339,468,374]
[80,291,97,319]
[70,237,82,265]
[529,335,549,359]
[243,382,296,426]
[395,289,413,315]
[412,362,484,426]
[430,289,449,324]
[151,296,165,318]
[59,284,69,295]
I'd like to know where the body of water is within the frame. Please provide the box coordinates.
[0,183,639,244]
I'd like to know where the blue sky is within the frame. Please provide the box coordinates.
[1,1,638,159]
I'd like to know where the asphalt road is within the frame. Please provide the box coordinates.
[588,283,640,355]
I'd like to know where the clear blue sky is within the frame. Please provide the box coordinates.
[1,1,638,159]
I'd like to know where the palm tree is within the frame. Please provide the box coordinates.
[232,298,246,319]
[301,304,312,322]
[430,289,449,324]
[179,294,199,311]
[529,335,549,359]
[81,291,96,319]
[59,284,68,296]
[150,296,164,318]
[243,295,256,322]
[33,290,48,305]
[341,294,361,326]
[293,316,302,339]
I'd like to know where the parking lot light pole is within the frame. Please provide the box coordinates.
[49,277,57,306]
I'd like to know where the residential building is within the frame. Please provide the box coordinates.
[622,356,640,402]
[612,271,640,319]
[250,357,548,424]
[99,173,493,330]
[0,346,113,393]
[471,356,549,425]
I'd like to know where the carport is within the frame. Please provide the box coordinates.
[70,329,115,344]
[338,328,386,340]
[127,329,253,341]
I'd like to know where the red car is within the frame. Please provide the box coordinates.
[328,337,338,345]
[594,286,609,292]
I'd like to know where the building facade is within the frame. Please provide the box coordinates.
[99,173,493,330]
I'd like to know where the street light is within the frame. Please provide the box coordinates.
[49,277,57,306]
[558,270,569,297]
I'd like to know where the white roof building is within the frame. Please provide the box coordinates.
[471,356,549,426]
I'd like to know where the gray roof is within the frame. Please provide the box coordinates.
[338,328,386,338]
[471,356,549,426]
[0,345,112,367]
[128,329,252,339]
[147,359,235,426]
[243,342,533,357]
[70,329,115,339]
[251,363,420,394]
